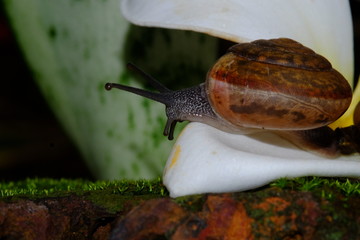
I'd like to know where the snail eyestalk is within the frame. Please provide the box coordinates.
[104,82,171,105]
[126,63,171,93]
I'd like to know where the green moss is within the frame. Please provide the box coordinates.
[0,177,168,199]
[0,177,358,204]
[271,177,360,197]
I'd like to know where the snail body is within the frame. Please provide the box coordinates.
[106,38,353,157]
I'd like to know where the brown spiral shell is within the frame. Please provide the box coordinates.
[207,38,352,130]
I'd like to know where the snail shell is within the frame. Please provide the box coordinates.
[207,38,352,130]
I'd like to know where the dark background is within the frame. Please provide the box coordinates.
[0,1,359,181]
[0,3,93,180]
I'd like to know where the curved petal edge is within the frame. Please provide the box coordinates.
[163,122,360,198]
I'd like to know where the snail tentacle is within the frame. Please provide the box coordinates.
[126,63,171,93]
[105,82,172,105]
[163,119,179,140]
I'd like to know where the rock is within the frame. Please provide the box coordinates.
[110,198,187,239]
[0,195,116,239]
[0,187,359,239]
[0,200,49,240]
[110,191,360,239]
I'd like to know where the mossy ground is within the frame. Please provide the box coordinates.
[0,177,166,198]
[1,177,359,201]
[1,177,359,198]
[270,177,360,197]
[0,177,359,239]
[0,178,168,212]
[0,177,359,238]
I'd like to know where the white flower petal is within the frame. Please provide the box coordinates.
[121,0,353,84]
[164,123,360,198]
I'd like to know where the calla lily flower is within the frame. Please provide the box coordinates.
[121,0,360,197]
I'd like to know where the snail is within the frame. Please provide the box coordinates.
[105,38,357,157]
